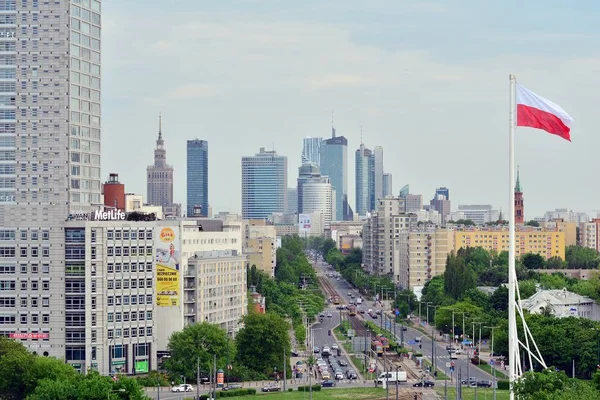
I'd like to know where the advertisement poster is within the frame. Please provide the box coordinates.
[155,226,180,307]
[298,213,311,235]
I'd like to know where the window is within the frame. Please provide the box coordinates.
[107,312,113,322]
[42,281,49,291]
[107,263,113,273]
[42,314,49,324]
[42,297,49,307]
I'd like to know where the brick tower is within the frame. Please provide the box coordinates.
[515,168,524,224]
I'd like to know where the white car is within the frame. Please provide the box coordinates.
[332,343,339,350]
[171,384,193,392]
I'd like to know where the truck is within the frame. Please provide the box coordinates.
[377,371,407,384]
[356,297,363,305]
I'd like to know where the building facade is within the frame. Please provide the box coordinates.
[0,0,103,364]
[373,146,384,204]
[242,148,287,220]
[286,188,298,215]
[450,205,500,225]
[383,173,393,197]
[243,219,277,278]
[430,189,451,225]
[320,131,347,221]
[580,219,600,251]
[454,226,566,260]
[186,140,208,217]
[146,116,174,210]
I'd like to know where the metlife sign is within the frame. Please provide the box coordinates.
[66,209,126,222]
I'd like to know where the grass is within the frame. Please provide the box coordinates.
[435,386,510,400]
[421,360,449,380]
[255,387,387,399]
[477,362,508,379]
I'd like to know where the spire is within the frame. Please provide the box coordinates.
[515,166,522,193]
[331,110,336,138]
[158,113,163,141]
[360,125,363,145]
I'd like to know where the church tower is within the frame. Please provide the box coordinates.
[515,167,524,224]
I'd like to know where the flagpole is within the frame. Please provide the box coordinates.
[508,73,517,400]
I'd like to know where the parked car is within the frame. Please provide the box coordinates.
[171,384,193,392]
[261,384,281,392]
[223,384,243,391]
[402,326,407,331]
[413,380,435,387]
[321,380,336,387]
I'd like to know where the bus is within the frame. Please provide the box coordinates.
[348,304,357,316]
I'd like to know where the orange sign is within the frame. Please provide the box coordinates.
[159,227,175,242]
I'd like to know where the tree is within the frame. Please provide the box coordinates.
[444,252,476,300]
[420,276,449,307]
[321,239,336,259]
[236,313,291,377]
[490,285,509,312]
[165,322,233,381]
[522,253,546,270]
[514,370,600,399]
[526,220,540,227]
[519,280,537,298]
[454,219,475,226]
[546,256,566,269]
[461,288,490,310]
[566,246,600,269]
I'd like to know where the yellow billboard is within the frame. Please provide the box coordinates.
[155,226,180,307]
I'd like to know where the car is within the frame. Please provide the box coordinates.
[413,380,435,387]
[319,312,325,317]
[223,384,243,391]
[331,343,339,350]
[314,346,320,353]
[291,350,299,357]
[171,384,193,392]
[321,380,336,387]
[338,359,348,367]
[346,369,358,379]
[334,370,345,380]
[261,384,281,392]
[461,377,478,386]
[477,380,493,388]
[327,312,332,318]
[359,309,365,314]
[402,326,407,331]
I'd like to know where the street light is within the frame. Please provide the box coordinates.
[451,311,467,346]
[428,304,440,375]
[420,302,432,325]
[484,326,499,400]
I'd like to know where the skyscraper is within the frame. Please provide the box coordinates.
[0,0,102,362]
[187,140,209,217]
[431,187,451,224]
[355,143,373,216]
[302,136,322,166]
[147,115,174,208]
[320,127,347,221]
[373,146,384,202]
[242,148,287,219]
[383,173,393,197]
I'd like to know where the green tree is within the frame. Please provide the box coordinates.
[0,338,34,399]
[321,239,336,259]
[461,288,490,310]
[525,220,540,227]
[566,246,600,269]
[522,253,546,269]
[165,322,233,381]
[444,252,476,300]
[490,285,509,312]
[514,369,600,399]
[546,256,566,269]
[23,356,79,395]
[420,276,448,307]
[454,219,476,226]
[519,280,537,298]
[236,313,291,377]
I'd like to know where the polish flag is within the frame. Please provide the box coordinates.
[516,84,573,141]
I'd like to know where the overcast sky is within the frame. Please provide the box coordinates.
[101,0,599,219]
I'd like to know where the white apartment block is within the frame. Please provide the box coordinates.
[155,218,246,354]
[0,0,103,366]
[580,219,600,251]
[544,208,589,223]
[362,197,417,283]
[183,250,247,334]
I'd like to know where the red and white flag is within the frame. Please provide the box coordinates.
[516,84,573,141]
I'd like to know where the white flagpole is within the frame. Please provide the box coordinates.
[508,73,517,400]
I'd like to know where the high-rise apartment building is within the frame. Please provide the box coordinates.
[186,140,208,217]
[0,0,102,365]
[302,136,322,166]
[355,143,373,216]
[241,148,287,220]
[320,128,347,221]
[580,219,600,251]
[373,146,384,203]
[147,116,174,210]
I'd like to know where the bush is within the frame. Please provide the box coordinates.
[135,370,171,387]
[288,388,293,392]
[497,380,510,390]
[216,388,257,397]
[297,384,322,392]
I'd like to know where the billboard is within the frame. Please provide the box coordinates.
[298,213,311,235]
[155,226,180,307]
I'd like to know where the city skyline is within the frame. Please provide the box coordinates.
[102,0,596,218]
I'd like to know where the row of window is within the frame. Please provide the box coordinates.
[0,296,50,308]
[19,246,50,258]
[108,326,152,340]
[108,310,152,323]
[108,229,153,240]
[107,295,152,307]
[107,246,153,257]
[19,313,50,325]
[108,278,153,290]
[107,262,153,274]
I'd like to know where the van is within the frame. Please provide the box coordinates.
[377,371,407,383]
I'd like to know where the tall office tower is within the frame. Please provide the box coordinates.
[301,174,333,230]
[0,0,102,363]
[430,187,451,224]
[355,143,373,216]
[147,116,174,208]
[399,184,409,199]
[186,140,208,217]
[241,148,287,219]
[383,173,392,197]
[373,146,384,202]
[320,127,347,221]
[435,187,450,200]
[297,162,319,214]
[286,187,298,215]
[301,136,322,166]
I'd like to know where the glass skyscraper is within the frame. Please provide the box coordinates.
[242,148,287,219]
[320,131,347,221]
[186,140,209,217]
[301,136,322,166]
[0,0,102,362]
[355,143,373,216]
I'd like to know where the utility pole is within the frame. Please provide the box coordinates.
[485,326,498,400]
[283,346,287,391]
[213,354,217,400]
[196,356,200,400]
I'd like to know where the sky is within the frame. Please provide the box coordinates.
[101,0,600,219]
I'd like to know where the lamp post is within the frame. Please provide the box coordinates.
[397,293,411,347]
[472,321,483,365]
[452,311,466,346]
[421,302,432,325]
[428,304,440,375]
[484,326,499,400]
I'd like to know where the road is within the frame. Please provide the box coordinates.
[316,259,495,385]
